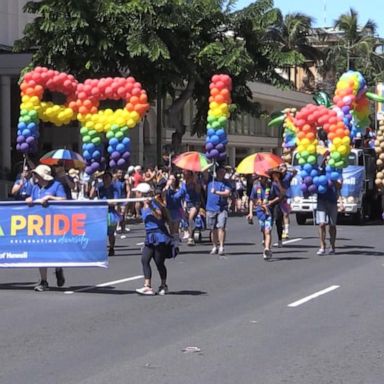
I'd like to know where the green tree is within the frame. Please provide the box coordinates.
[15,0,311,157]
[318,8,384,90]
[267,12,322,89]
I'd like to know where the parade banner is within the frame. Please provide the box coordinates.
[340,166,365,198]
[0,201,108,268]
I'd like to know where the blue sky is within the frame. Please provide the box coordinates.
[234,0,384,37]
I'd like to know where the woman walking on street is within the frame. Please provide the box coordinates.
[136,183,175,296]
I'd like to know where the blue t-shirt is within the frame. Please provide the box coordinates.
[97,183,120,200]
[30,180,66,200]
[113,179,126,198]
[141,201,167,231]
[317,184,338,204]
[281,172,294,198]
[165,188,183,212]
[13,178,33,200]
[206,179,232,212]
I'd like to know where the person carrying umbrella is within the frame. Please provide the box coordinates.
[247,172,281,260]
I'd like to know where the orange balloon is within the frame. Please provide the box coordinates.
[215,95,224,104]
[210,88,220,96]
[130,96,139,105]
[336,128,344,137]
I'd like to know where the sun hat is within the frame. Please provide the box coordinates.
[134,165,142,171]
[32,165,53,181]
[132,182,152,194]
[68,168,80,177]
[128,165,135,174]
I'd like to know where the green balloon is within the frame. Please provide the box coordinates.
[207,116,215,123]
[308,155,316,165]
[106,131,114,139]
[335,160,344,168]
[29,110,37,118]
[111,124,119,131]
[83,135,91,142]
[88,130,97,137]
[121,127,129,133]
[298,158,305,165]
[301,151,309,159]
[331,151,341,161]
[92,137,101,145]
[328,158,335,167]
[115,131,124,139]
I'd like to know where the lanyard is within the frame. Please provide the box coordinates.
[256,185,270,204]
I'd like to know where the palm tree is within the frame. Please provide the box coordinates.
[266,12,323,90]
[318,8,384,89]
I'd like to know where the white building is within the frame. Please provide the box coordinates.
[0,0,312,197]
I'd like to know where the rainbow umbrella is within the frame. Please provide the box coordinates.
[40,149,86,169]
[172,151,212,172]
[236,152,283,175]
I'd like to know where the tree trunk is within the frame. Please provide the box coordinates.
[167,79,195,153]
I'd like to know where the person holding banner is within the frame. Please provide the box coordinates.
[11,165,34,200]
[91,170,120,256]
[135,183,174,296]
[26,164,67,292]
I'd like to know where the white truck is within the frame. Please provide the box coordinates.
[290,148,378,225]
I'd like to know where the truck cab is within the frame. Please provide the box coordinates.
[290,148,376,225]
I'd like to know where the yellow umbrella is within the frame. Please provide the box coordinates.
[236,152,283,175]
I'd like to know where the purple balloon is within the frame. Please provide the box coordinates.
[117,158,126,167]
[111,151,120,160]
[20,143,29,153]
[91,162,100,172]
[300,183,308,193]
[342,106,350,114]
[210,149,219,158]
[218,152,227,161]
[216,143,225,152]
[308,184,317,194]
[206,152,213,160]
[85,166,92,175]
[304,176,313,186]
[26,136,35,144]
[122,151,130,160]
[16,143,21,151]
[109,159,117,168]
[17,135,25,143]
[206,142,214,151]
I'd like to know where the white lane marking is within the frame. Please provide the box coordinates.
[273,238,303,246]
[64,275,144,294]
[288,285,340,307]
[136,242,144,246]
[283,238,303,245]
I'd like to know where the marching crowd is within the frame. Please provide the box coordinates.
[11,159,342,295]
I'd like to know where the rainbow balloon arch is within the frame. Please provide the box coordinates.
[269,70,384,195]
[17,67,149,175]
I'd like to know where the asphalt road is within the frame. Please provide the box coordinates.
[1,215,384,384]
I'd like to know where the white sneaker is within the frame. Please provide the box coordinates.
[187,238,195,246]
[158,285,168,296]
[316,248,326,255]
[218,247,225,255]
[136,286,155,295]
[210,247,218,255]
[263,249,272,260]
[183,232,189,240]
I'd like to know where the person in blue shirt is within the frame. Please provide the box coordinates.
[113,169,130,234]
[247,173,281,260]
[163,174,184,243]
[25,165,67,292]
[206,165,232,255]
[11,166,34,200]
[178,170,203,245]
[135,183,174,296]
[316,164,342,255]
[91,170,120,256]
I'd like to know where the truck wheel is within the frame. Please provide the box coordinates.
[296,213,306,225]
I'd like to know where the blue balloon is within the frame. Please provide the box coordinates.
[18,122,27,130]
[83,150,91,160]
[216,128,225,137]
[211,135,219,145]
[93,150,101,160]
[110,138,119,146]
[330,171,340,181]
[303,164,312,172]
[122,137,130,145]
[22,129,31,137]
[207,129,215,136]
[107,145,114,154]
[310,169,319,177]
[313,176,320,186]
[116,143,125,153]
[318,175,327,185]
[300,170,308,178]
[27,123,36,130]
[318,185,327,194]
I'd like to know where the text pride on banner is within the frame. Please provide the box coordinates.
[0,201,108,268]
